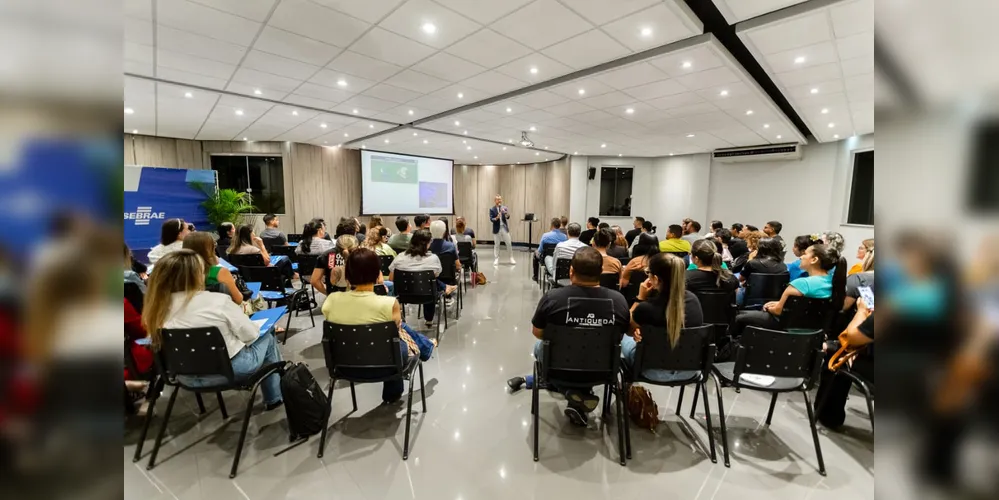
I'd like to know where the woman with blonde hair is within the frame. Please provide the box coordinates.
[183,231,243,305]
[141,250,284,410]
[743,230,766,260]
[849,238,874,275]
[622,253,704,381]
[844,246,875,311]
[362,226,397,257]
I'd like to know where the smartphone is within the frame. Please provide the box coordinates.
[858,286,874,310]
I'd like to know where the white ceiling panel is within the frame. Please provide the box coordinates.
[230,67,303,93]
[490,0,593,51]
[350,28,437,66]
[362,83,423,104]
[384,69,451,93]
[155,67,229,90]
[252,27,343,66]
[241,50,321,81]
[601,2,703,52]
[156,49,238,81]
[443,29,533,69]
[558,0,660,26]
[433,0,533,25]
[540,30,630,70]
[156,0,261,46]
[268,0,370,47]
[411,52,487,82]
[308,69,376,93]
[378,0,482,49]
[310,0,407,24]
[156,25,247,65]
[594,62,669,90]
[712,0,808,24]
[325,51,403,82]
[190,0,279,22]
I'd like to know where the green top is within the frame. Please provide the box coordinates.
[206,265,222,285]
[687,262,729,271]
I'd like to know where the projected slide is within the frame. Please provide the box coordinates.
[361,150,454,215]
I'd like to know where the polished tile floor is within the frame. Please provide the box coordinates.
[124,246,874,500]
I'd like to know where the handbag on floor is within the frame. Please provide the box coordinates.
[476,271,487,286]
[280,363,329,441]
[627,384,660,433]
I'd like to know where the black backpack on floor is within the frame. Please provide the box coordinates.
[280,363,329,440]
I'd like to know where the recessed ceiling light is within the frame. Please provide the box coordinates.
[243,137,248,141]
[745,110,754,115]
[423,139,428,144]
[361,144,366,149]
[535,152,540,156]
[669,153,674,156]
[344,133,349,137]
[719,90,729,97]
[253,89,262,95]
[467,146,472,151]
[686,134,695,138]
[368,123,374,128]
[821,108,829,114]
[682,61,692,69]
[544,146,549,150]
[506,107,512,113]
[503,146,507,150]
[457,92,464,99]
[640,27,653,37]
[573,151,578,155]
[508,139,513,143]
[625,108,635,114]
[463,130,468,135]
[384,139,389,143]
[292,110,299,116]
[462,140,467,144]
[336,144,342,148]
[184,92,193,98]
[578,88,586,96]
[131,129,138,134]
[763,123,770,129]
[454,120,460,126]
[474,156,478,159]
[320,123,327,128]
[529,126,536,132]
[422,23,437,34]
[810,88,819,94]
[618,153,623,157]
[828,123,835,128]
[776,135,782,139]
[337,79,347,87]
[413,132,418,136]
[794,56,806,64]
[408,109,414,115]
[323,141,327,144]
[352,109,358,114]
[833,134,840,139]
[235,109,244,116]
[600,143,606,148]
[124,107,134,114]
[529,67,538,75]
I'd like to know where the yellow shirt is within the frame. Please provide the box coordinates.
[659,238,691,254]
[322,290,395,325]
[848,262,864,275]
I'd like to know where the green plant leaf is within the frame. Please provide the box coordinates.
[200,187,257,229]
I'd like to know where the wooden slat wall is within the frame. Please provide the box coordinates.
[125,134,204,170]
[524,162,549,244]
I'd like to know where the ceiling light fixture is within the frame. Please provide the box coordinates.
[810,88,819,94]
[423,139,429,144]
[463,130,468,135]
[361,144,366,149]
[821,108,829,114]
[833,134,840,139]
[625,108,634,114]
[506,107,512,113]
[454,120,460,126]
[413,132,418,136]
[618,153,623,157]
[508,139,513,143]
[503,146,507,150]
[368,123,374,128]
[520,131,534,148]
[235,109,244,116]
[535,152,539,156]
[337,79,347,87]
[422,23,437,34]
[408,109,414,115]
[462,140,467,144]
[344,133,349,138]
[253,89,262,95]
[682,61,692,69]
[352,109,358,114]
[474,156,478,159]
[745,110,754,115]
[467,146,472,151]
[243,137,248,141]
[124,107,134,114]
[131,129,138,134]
[763,123,770,129]
[292,110,299,116]
[776,135,782,139]
[320,123,327,128]
[578,88,585,96]
[828,123,835,128]
[794,56,806,64]
[640,27,653,37]
[719,90,729,97]
[184,92,193,98]
[384,139,389,143]
[600,143,606,148]
[529,126,536,132]
[457,92,464,99]
[529,67,538,75]
[686,134,695,138]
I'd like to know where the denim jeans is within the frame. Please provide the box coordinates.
[423,280,447,322]
[383,280,395,296]
[620,335,697,383]
[402,323,435,361]
[178,333,284,405]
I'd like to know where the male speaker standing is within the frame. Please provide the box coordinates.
[490,194,515,265]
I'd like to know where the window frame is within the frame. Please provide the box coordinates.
[209,153,287,216]
[843,147,874,227]
[597,165,635,217]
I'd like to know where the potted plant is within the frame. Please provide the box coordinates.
[200,187,258,233]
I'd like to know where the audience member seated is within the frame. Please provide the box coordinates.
[260,213,288,246]
[414,214,431,231]
[314,218,332,241]
[726,228,749,261]
[731,244,847,337]
[817,298,874,429]
[685,239,738,295]
[229,224,271,261]
[681,220,702,245]
[124,296,153,414]
[141,250,284,411]
[296,220,334,256]
[388,230,456,329]
[362,226,397,257]
[763,220,785,255]
[710,220,724,235]
[658,224,691,255]
[216,222,235,256]
[183,231,243,305]
[823,231,846,255]
[736,237,789,305]
[124,244,146,293]
[321,248,437,404]
[787,234,818,280]
[430,220,462,286]
[849,238,875,275]
[357,223,367,242]
[623,253,704,382]
[742,229,766,261]
[389,217,413,254]
[632,225,660,259]
[742,225,760,238]
[454,217,478,271]
[329,235,361,293]
[579,217,599,246]
[844,246,875,311]
[598,222,610,231]
[436,217,457,245]
[730,222,744,236]
[592,228,622,276]
[621,245,660,289]
[548,222,588,277]
[534,218,567,281]
[608,225,630,260]
[506,247,630,427]
[369,215,385,233]
[147,218,190,267]
[625,217,645,247]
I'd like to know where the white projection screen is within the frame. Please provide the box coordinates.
[360,150,454,215]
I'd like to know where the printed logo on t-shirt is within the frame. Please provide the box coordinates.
[565,298,616,327]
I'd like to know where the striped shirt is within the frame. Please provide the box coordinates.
[553,238,588,268]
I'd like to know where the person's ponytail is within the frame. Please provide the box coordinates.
[831,253,848,311]
[300,222,318,255]
[711,251,729,288]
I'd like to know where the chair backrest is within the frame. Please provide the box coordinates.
[379,255,394,276]
[393,270,438,305]
[633,325,714,376]
[270,245,296,258]
[239,265,286,292]
[287,233,302,243]
[693,291,736,327]
[598,273,620,291]
[779,296,834,333]
[554,257,571,281]
[540,243,557,258]
[322,322,405,379]
[297,254,317,277]
[618,256,632,268]
[540,325,622,384]
[158,327,235,383]
[438,252,458,283]
[227,253,267,268]
[735,327,823,387]
[124,282,144,313]
[457,242,474,261]
[744,272,790,307]
[621,270,647,303]
[261,236,285,253]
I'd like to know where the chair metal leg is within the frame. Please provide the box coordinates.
[676,385,685,416]
[530,363,538,416]
[602,384,612,417]
[229,386,260,478]
[765,393,779,426]
[349,382,357,412]
[622,382,632,460]
[133,376,163,463]
[195,393,206,414]
[710,372,731,468]
[402,371,416,460]
[317,383,336,458]
[147,386,180,470]
[418,363,427,413]
[861,383,875,430]
[701,381,717,464]
[802,389,827,476]
[217,392,228,419]
[283,307,293,344]
[532,362,540,462]
[689,384,700,419]
[614,382,627,466]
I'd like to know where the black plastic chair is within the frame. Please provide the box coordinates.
[393,270,446,338]
[379,255,394,277]
[817,360,875,432]
[621,270,647,305]
[240,265,311,343]
[623,325,718,462]
[438,252,462,319]
[457,241,475,272]
[693,290,736,347]
[532,325,627,465]
[227,252,268,269]
[124,282,144,313]
[779,296,835,335]
[270,245,296,258]
[549,257,572,291]
[742,273,790,309]
[287,233,302,244]
[537,244,556,292]
[598,273,620,291]
[261,236,285,253]
[665,251,689,260]
[710,327,826,474]
[318,322,426,460]
[295,254,319,311]
[142,327,285,478]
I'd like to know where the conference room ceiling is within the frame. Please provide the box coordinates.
[123,0,873,164]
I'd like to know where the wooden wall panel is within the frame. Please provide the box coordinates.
[524,162,548,244]
[544,157,571,233]
[475,165,499,241]
[124,135,135,165]
[497,164,527,242]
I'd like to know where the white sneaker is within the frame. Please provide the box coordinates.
[509,258,516,265]
[493,258,499,266]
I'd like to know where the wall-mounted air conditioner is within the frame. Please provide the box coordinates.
[712,143,802,163]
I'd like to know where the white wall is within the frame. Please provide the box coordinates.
[706,134,875,262]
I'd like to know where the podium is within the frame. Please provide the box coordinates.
[522,217,536,278]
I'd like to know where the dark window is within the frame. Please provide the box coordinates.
[968,120,999,213]
[847,151,874,225]
[599,167,633,217]
[210,155,285,214]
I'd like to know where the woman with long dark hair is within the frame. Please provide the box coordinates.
[296,220,333,256]
[685,239,738,295]
[736,237,789,305]
[388,229,456,329]
[147,218,190,267]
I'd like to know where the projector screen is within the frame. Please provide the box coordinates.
[361,150,454,215]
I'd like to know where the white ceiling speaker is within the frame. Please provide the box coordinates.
[519,131,534,148]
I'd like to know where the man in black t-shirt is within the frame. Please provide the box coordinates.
[578,217,599,246]
[310,247,344,296]
[625,216,644,247]
[508,247,629,426]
